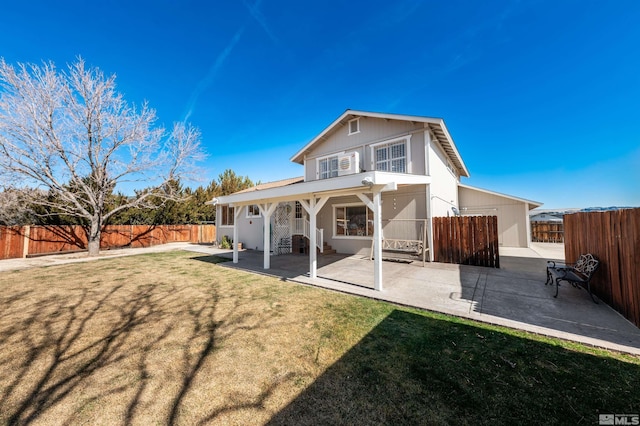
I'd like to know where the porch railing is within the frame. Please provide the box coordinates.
[293,218,323,252]
[316,228,324,253]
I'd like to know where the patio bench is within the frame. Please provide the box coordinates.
[370,238,428,267]
[545,253,600,303]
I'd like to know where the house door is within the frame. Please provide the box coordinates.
[272,203,292,255]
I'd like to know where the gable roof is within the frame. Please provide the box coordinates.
[290,109,470,177]
[459,183,543,209]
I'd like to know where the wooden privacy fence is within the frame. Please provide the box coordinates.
[0,224,216,259]
[433,216,500,268]
[0,226,25,259]
[564,209,640,328]
[531,221,564,243]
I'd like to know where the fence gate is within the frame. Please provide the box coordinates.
[433,216,500,268]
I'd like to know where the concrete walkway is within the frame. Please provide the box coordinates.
[0,242,196,273]
[2,242,639,355]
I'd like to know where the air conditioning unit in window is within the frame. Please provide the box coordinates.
[338,151,360,176]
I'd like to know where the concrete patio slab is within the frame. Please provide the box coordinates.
[182,244,640,355]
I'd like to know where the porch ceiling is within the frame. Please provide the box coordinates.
[209,171,431,206]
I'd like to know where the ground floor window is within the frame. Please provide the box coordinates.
[220,205,234,226]
[246,204,260,218]
[334,204,373,237]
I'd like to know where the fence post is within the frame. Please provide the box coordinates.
[22,225,30,258]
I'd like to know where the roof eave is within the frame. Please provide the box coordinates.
[459,183,543,209]
[214,171,431,205]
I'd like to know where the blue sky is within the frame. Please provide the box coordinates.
[1,0,638,209]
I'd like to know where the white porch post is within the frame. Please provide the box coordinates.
[299,196,329,280]
[259,203,278,269]
[372,189,383,291]
[356,191,383,291]
[232,205,244,263]
[309,198,317,278]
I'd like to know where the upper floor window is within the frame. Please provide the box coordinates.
[372,137,409,173]
[220,205,234,226]
[348,118,360,135]
[246,204,260,218]
[317,155,339,179]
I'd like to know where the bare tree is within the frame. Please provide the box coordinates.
[0,58,204,255]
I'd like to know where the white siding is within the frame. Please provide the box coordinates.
[458,187,529,248]
[216,205,265,250]
[427,139,459,218]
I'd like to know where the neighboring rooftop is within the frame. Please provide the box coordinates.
[235,176,305,194]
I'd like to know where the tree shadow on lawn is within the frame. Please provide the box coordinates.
[0,269,290,425]
[268,309,640,425]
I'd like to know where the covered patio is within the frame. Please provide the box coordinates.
[209,171,431,291]
[187,244,640,355]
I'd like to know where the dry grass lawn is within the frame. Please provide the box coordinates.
[1,250,639,425]
[0,251,367,425]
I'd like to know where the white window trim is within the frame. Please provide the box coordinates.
[332,202,373,240]
[369,135,412,174]
[348,117,360,135]
[219,205,235,228]
[245,204,261,218]
[315,152,344,180]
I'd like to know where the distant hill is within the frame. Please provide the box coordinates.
[578,206,634,212]
[530,206,634,218]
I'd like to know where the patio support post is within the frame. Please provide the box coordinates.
[299,195,329,280]
[356,191,383,291]
[232,205,244,263]
[309,198,317,279]
[259,203,278,269]
[372,189,383,291]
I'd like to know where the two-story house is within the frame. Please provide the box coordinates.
[208,110,541,290]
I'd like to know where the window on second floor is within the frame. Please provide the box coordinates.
[372,137,409,173]
[317,155,339,179]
